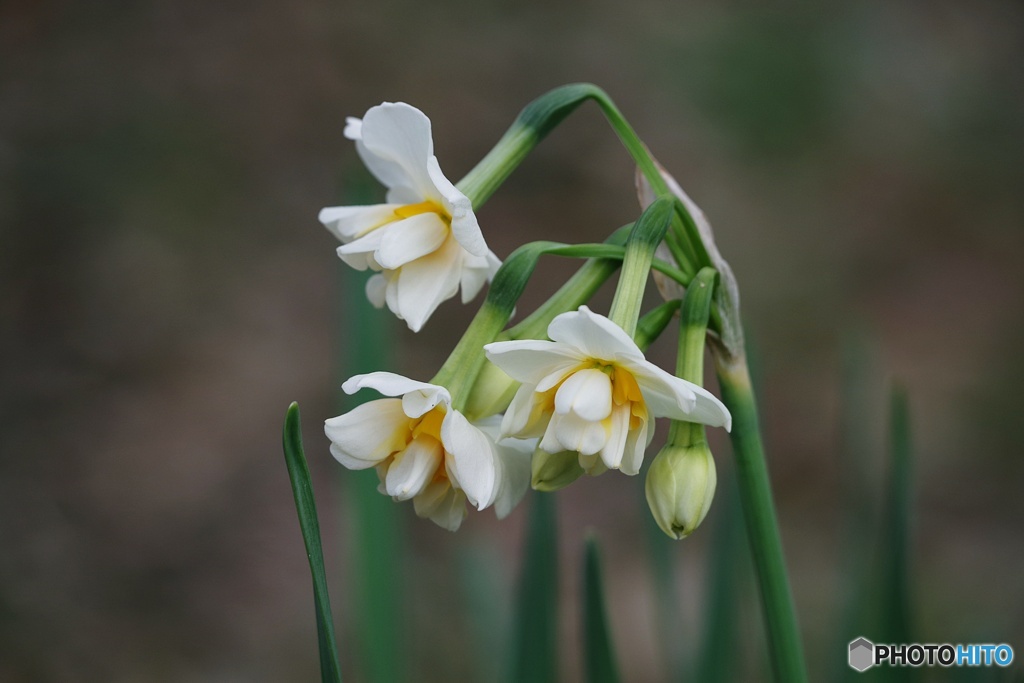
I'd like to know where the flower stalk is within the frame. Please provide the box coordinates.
[715,351,808,683]
[607,197,674,337]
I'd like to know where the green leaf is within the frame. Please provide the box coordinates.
[508,493,559,683]
[641,480,686,681]
[879,387,914,643]
[282,402,343,683]
[694,475,745,683]
[582,535,622,683]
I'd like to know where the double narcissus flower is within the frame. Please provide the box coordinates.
[319,102,500,332]
[484,306,731,477]
[325,372,531,531]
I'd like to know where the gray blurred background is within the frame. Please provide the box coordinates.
[2,0,1023,680]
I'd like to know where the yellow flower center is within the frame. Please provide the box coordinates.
[411,406,446,443]
[393,200,451,226]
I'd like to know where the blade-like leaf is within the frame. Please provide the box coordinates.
[641,477,686,681]
[879,387,914,644]
[508,493,559,683]
[282,402,343,683]
[694,474,745,683]
[582,535,622,683]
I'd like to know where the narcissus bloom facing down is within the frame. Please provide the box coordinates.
[319,103,500,332]
[325,372,531,531]
[484,306,731,477]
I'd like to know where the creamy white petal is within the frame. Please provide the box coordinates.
[554,368,613,422]
[358,102,436,199]
[626,359,699,419]
[343,116,362,140]
[441,410,499,510]
[413,480,467,531]
[598,403,631,472]
[501,385,538,437]
[365,273,387,308]
[325,399,409,468]
[342,372,451,418]
[484,339,586,385]
[686,386,732,431]
[336,224,391,270]
[458,250,495,304]
[631,360,731,430]
[547,306,645,363]
[374,212,449,270]
[319,204,400,242]
[385,435,442,500]
[474,415,532,518]
[535,362,581,393]
[620,414,653,476]
[552,411,609,456]
[421,155,487,258]
[394,234,463,332]
[492,437,534,519]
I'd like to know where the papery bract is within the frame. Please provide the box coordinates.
[324,371,530,530]
[319,103,500,332]
[484,306,731,477]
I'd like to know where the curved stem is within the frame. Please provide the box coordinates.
[715,353,808,683]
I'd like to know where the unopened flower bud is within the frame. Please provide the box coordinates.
[645,441,717,539]
[531,448,584,492]
[464,360,519,421]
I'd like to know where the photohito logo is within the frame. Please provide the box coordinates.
[848,637,1014,671]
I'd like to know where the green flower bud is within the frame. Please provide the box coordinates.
[645,441,717,539]
[463,359,519,421]
[531,448,585,492]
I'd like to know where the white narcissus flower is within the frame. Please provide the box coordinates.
[324,372,531,531]
[484,306,731,477]
[319,102,501,332]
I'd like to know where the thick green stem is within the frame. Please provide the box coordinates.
[715,353,807,683]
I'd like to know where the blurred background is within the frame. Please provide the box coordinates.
[2,0,1023,680]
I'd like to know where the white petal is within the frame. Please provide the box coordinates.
[394,234,463,332]
[441,410,499,510]
[342,372,451,418]
[631,361,732,430]
[458,250,496,303]
[484,339,586,385]
[426,155,487,258]
[365,273,387,308]
[336,224,392,270]
[686,386,732,431]
[358,102,436,199]
[554,368,613,422]
[319,204,400,242]
[375,212,449,270]
[598,403,631,471]
[535,362,580,393]
[552,412,609,456]
[413,480,467,531]
[385,435,442,500]
[620,413,653,476]
[501,385,542,437]
[343,117,362,140]
[626,359,698,418]
[547,306,645,363]
[492,438,534,519]
[325,399,409,469]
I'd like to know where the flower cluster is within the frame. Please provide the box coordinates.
[319,95,733,534]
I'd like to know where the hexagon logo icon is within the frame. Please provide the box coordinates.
[849,637,874,672]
